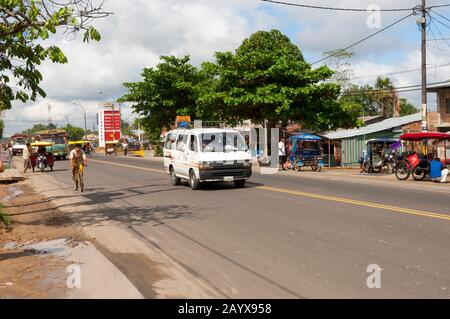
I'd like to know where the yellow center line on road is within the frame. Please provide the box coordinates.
[257,186,450,222]
[89,159,164,174]
[90,159,450,221]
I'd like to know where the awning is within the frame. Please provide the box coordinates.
[400,132,450,141]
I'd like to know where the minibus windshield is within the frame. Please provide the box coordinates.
[201,132,248,152]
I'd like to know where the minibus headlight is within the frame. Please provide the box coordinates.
[200,161,214,169]
[243,160,252,168]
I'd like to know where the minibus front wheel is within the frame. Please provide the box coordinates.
[170,167,181,186]
[189,170,201,190]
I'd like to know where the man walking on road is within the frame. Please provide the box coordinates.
[279,138,286,171]
[23,143,31,173]
[122,140,129,156]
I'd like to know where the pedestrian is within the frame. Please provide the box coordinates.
[122,140,129,156]
[278,137,286,171]
[23,143,31,173]
[430,156,448,183]
[359,148,368,173]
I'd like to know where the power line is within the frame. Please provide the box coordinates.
[260,0,414,12]
[430,9,450,22]
[341,80,450,96]
[431,13,450,28]
[428,4,450,9]
[349,63,450,80]
[430,15,450,50]
[311,13,414,65]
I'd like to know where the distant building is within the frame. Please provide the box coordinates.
[427,82,450,132]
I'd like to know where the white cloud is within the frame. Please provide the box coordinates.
[4,0,450,135]
[5,0,265,135]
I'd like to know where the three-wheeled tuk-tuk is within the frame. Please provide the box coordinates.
[30,142,55,172]
[394,132,450,181]
[105,141,118,156]
[288,134,324,172]
[362,138,398,174]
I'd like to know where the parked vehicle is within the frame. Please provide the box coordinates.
[163,128,252,190]
[288,134,324,172]
[394,132,450,181]
[362,138,398,174]
[33,129,68,160]
[30,142,55,172]
[11,134,28,156]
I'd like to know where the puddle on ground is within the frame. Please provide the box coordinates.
[22,238,72,256]
[3,241,17,249]
[2,187,24,202]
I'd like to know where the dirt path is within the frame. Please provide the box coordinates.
[0,182,82,298]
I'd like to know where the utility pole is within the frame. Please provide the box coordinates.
[48,103,53,126]
[421,0,427,131]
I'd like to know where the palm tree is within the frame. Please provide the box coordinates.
[374,77,396,118]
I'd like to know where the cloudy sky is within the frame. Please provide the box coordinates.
[4,0,450,136]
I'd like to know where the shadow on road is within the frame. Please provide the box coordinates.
[17,204,192,228]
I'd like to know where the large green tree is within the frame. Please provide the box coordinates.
[0,0,109,110]
[62,124,84,141]
[119,55,203,138]
[197,30,360,131]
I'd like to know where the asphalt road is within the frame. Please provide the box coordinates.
[47,155,450,298]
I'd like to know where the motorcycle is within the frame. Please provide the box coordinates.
[36,153,48,173]
[30,142,55,173]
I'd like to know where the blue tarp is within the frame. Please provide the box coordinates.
[288,134,322,141]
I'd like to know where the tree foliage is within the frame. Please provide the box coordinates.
[0,0,110,110]
[121,30,363,136]
[121,120,133,137]
[322,49,355,90]
[21,123,55,135]
[197,30,361,131]
[399,98,418,116]
[62,124,84,141]
[340,77,418,118]
[119,55,203,137]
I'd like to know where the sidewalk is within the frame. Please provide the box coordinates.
[0,158,143,298]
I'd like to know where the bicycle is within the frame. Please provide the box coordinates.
[73,163,86,192]
[87,148,96,158]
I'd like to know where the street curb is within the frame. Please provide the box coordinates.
[21,172,145,299]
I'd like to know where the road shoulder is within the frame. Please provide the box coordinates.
[0,175,143,298]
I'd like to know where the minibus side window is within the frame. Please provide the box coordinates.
[165,133,176,149]
[176,134,188,151]
[190,135,198,152]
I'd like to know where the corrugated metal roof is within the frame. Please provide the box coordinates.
[427,81,450,92]
[323,112,421,140]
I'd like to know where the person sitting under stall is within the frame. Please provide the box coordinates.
[429,155,448,183]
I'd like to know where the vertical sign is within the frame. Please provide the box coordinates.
[98,103,121,148]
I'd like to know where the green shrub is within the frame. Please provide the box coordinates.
[0,204,12,226]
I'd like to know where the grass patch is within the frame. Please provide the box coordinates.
[0,203,12,226]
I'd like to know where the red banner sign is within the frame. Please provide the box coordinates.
[104,110,121,141]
